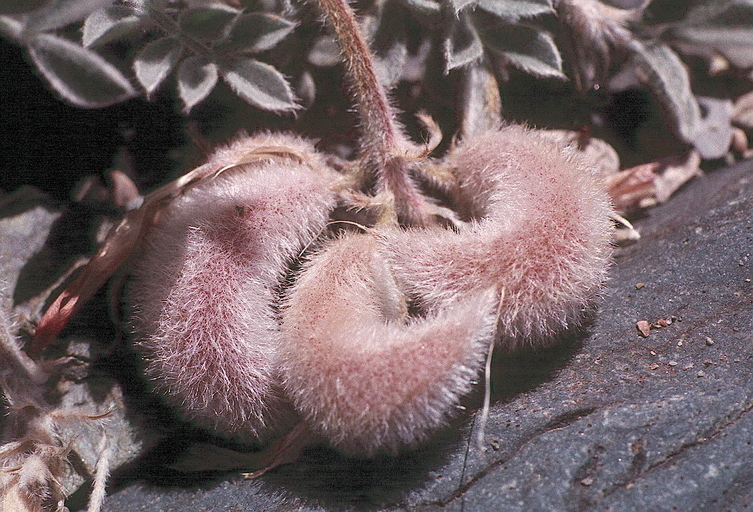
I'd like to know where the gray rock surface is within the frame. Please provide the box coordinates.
[2,156,751,511]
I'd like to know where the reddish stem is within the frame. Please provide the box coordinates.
[317,0,428,224]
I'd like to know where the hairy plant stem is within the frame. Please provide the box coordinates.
[316,0,429,226]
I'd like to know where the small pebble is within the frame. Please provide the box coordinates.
[637,321,651,337]
[649,363,660,370]
[490,439,500,451]
[677,340,683,347]
[697,371,706,378]
[705,336,715,346]
[635,282,645,289]
[668,361,678,367]
[581,477,594,486]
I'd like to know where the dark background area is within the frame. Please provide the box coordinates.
[0,37,184,200]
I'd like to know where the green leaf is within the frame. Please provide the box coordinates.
[27,33,137,108]
[215,13,296,54]
[133,37,182,97]
[629,41,701,144]
[444,14,483,71]
[177,55,218,112]
[677,0,753,26]
[481,23,564,78]
[457,62,502,139]
[477,0,553,21]
[82,5,143,48]
[399,0,441,26]
[666,0,753,68]
[25,0,112,32]
[179,4,239,42]
[0,15,24,40]
[220,57,298,112]
[307,35,341,67]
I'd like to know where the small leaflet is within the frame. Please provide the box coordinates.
[178,4,240,42]
[482,23,565,79]
[444,14,483,72]
[629,40,702,145]
[28,33,137,108]
[216,13,296,54]
[220,57,298,112]
[82,5,143,48]
[477,0,553,21]
[177,55,219,112]
[133,37,183,97]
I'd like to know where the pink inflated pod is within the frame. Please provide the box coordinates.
[127,134,339,442]
[382,125,614,348]
[279,234,498,457]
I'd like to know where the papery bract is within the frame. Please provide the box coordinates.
[127,134,338,441]
[383,125,614,348]
[280,234,497,456]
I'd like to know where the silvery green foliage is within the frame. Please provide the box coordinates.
[355,0,753,156]
[1,0,752,154]
[28,31,138,108]
[0,0,298,112]
[396,0,561,77]
[661,0,753,69]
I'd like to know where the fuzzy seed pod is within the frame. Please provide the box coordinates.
[383,125,614,347]
[127,134,338,441]
[280,234,497,456]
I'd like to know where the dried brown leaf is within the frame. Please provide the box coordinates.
[605,163,658,212]
[606,151,702,212]
[653,151,702,203]
[732,90,753,130]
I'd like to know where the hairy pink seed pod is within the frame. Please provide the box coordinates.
[279,234,498,457]
[127,134,338,442]
[382,125,614,347]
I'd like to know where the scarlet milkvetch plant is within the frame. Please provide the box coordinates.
[15,0,615,508]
